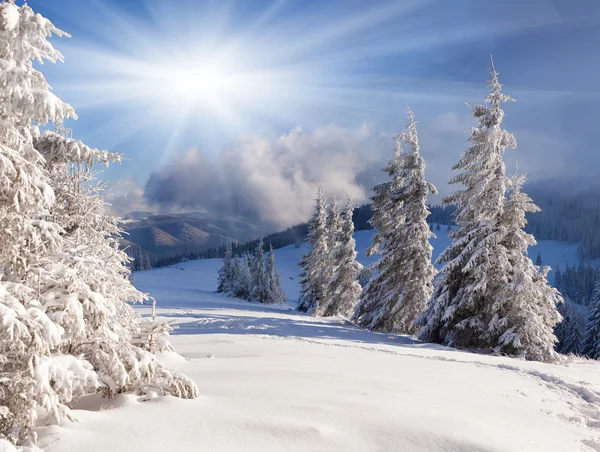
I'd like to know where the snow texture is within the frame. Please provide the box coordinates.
[36,235,600,451]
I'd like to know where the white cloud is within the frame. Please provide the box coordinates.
[143,123,385,227]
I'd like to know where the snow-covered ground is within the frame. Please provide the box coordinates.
[40,230,600,452]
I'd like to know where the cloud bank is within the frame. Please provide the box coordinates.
[141,124,387,227]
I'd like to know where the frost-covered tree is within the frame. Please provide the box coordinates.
[41,120,199,400]
[0,3,197,446]
[583,279,600,358]
[217,242,233,293]
[0,3,87,445]
[235,254,252,300]
[230,255,241,293]
[321,198,363,318]
[251,237,267,302]
[417,58,517,349]
[125,245,151,272]
[326,195,341,255]
[556,300,584,355]
[264,245,286,304]
[298,188,330,313]
[492,173,561,362]
[355,109,437,333]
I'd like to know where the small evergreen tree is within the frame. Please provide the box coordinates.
[558,300,584,355]
[583,278,600,358]
[238,254,253,300]
[535,252,543,267]
[554,265,562,289]
[251,237,267,302]
[355,108,437,333]
[321,198,363,318]
[217,242,233,293]
[264,245,286,304]
[230,255,241,294]
[298,188,330,313]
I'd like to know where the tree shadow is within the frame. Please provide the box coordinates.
[154,300,458,352]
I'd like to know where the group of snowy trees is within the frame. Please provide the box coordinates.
[126,245,152,272]
[555,278,600,358]
[0,2,197,449]
[217,238,286,304]
[298,58,563,363]
[298,193,363,318]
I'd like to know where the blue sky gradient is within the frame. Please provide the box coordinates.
[25,0,600,222]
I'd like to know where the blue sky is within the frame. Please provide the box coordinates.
[27,0,600,224]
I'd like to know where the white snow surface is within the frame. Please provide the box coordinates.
[40,230,600,452]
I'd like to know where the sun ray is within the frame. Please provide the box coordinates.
[43,0,567,165]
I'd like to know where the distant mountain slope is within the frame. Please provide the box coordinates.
[120,212,273,258]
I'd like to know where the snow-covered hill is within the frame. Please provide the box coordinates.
[40,230,600,452]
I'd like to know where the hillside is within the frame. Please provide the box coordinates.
[121,212,273,258]
[40,230,600,452]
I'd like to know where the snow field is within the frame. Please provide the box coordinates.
[39,230,600,451]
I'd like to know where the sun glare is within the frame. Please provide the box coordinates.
[169,65,232,104]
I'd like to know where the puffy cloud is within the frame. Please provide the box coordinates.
[143,123,387,227]
[104,179,152,217]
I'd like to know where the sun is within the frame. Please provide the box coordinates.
[141,60,239,110]
[168,65,234,105]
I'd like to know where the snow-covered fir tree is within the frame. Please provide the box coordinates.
[298,188,330,313]
[326,195,342,258]
[320,198,363,318]
[417,60,561,362]
[235,254,252,300]
[264,245,286,304]
[492,173,562,362]
[125,245,152,272]
[417,58,517,350]
[41,117,199,399]
[355,108,437,333]
[0,3,90,445]
[230,254,241,294]
[583,278,600,358]
[556,299,584,355]
[0,2,197,446]
[251,237,267,302]
[217,242,233,293]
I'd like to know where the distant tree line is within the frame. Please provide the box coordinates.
[217,238,286,304]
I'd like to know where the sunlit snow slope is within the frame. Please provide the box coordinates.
[40,230,600,452]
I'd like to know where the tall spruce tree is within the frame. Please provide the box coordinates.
[583,278,600,358]
[321,198,363,318]
[265,245,286,304]
[355,108,436,333]
[298,188,330,313]
[417,58,517,349]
